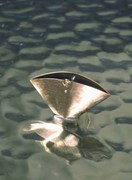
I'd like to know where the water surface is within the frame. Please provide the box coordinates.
[0,0,132,180]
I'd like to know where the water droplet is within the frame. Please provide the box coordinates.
[62,79,71,87]
[64,90,68,93]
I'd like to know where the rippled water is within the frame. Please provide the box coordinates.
[0,0,132,180]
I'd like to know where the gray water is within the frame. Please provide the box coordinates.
[0,0,132,180]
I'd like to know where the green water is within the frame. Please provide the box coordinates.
[0,0,132,179]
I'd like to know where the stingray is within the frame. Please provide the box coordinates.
[22,71,112,162]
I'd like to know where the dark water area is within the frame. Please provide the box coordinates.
[0,0,132,180]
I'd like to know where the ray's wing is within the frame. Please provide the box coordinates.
[30,71,110,119]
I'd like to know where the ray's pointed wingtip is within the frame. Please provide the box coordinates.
[106,90,111,98]
[30,78,34,85]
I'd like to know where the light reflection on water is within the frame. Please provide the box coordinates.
[0,0,132,180]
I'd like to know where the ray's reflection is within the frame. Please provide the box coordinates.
[21,115,112,163]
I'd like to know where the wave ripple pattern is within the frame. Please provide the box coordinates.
[0,0,132,180]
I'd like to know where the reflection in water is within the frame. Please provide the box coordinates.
[21,71,112,163]
[21,116,112,163]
